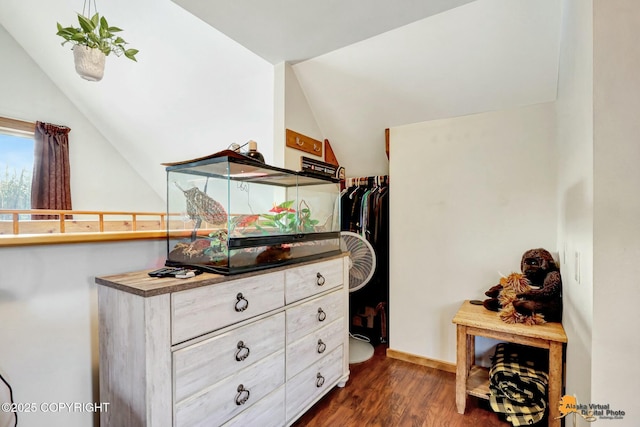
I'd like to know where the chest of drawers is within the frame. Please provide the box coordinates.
[95,254,349,427]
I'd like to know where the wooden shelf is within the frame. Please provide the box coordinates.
[466,366,490,400]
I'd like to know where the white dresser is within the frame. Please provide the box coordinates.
[95,253,350,427]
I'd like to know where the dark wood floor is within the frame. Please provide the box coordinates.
[293,345,511,427]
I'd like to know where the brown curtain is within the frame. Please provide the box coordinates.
[31,121,72,219]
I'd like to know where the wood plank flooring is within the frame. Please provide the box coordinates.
[293,345,511,427]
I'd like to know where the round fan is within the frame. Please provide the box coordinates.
[341,231,377,364]
[341,231,376,293]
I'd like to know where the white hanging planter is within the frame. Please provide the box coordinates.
[73,45,106,82]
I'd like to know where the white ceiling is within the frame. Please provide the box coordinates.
[292,0,562,177]
[171,0,562,177]
[0,0,562,199]
[171,0,476,64]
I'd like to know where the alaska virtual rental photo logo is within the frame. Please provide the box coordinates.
[558,395,626,423]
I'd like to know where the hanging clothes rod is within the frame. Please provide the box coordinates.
[346,175,389,188]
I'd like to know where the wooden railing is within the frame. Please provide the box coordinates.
[0,209,176,246]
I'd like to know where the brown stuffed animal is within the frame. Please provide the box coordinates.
[483,272,543,325]
[483,248,563,323]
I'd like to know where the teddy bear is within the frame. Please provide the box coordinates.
[483,248,563,323]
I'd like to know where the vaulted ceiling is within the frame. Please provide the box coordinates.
[172,0,561,177]
[171,0,477,64]
[0,0,561,196]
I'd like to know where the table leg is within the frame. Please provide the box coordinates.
[467,334,475,369]
[456,325,468,414]
[548,341,563,427]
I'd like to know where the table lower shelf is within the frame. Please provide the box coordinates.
[467,366,490,400]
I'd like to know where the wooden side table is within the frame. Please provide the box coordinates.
[452,300,567,427]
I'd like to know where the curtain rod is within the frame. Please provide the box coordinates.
[0,116,36,134]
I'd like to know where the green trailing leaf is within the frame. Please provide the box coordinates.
[124,49,138,61]
[90,13,100,28]
[77,14,95,32]
[72,33,86,42]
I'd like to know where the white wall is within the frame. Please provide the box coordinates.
[389,102,558,362]
[0,25,164,212]
[274,61,336,172]
[284,64,325,171]
[555,0,594,408]
[0,0,275,201]
[273,62,326,171]
[0,240,165,427]
[592,0,640,422]
[273,63,286,168]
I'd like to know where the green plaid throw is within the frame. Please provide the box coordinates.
[489,343,549,426]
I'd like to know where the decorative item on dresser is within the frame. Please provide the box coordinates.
[95,253,350,427]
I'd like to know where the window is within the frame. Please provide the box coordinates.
[0,117,35,220]
[0,116,166,246]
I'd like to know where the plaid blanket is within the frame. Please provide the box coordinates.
[489,343,549,426]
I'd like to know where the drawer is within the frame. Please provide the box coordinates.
[174,312,285,403]
[222,385,285,427]
[285,258,344,303]
[286,290,343,342]
[175,349,285,427]
[171,271,284,344]
[286,317,344,380]
[285,345,344,422]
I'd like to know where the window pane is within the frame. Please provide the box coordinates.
[0,133,34,217]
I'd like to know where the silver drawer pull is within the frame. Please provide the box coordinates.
[316,272,326,286]
[317,307,327,322]
[235,340,250,361]
[235,384,250,405]
[316,373,325,388]
[235,293,249,312]
[317,339,326,354]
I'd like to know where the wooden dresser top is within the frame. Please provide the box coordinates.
[95,252,348,298]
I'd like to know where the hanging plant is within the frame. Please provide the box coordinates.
[56,12,139,80]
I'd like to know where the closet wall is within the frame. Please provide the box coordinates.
[388,102,557,363]
[341,176,389,345]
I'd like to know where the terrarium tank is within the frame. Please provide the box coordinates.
[163,151,341,274]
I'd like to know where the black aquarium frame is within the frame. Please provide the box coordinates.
[164,154,341,275]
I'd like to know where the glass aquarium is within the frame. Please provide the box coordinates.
[164,152,341,274]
